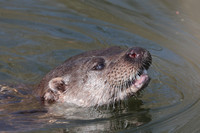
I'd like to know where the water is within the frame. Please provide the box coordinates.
[1,0,200,132]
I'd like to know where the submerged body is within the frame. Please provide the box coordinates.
[37,46,152,107]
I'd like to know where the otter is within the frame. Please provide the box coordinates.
[37,46,152,107]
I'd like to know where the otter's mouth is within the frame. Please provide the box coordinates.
[127,69,150,94]
[133,69,150,90]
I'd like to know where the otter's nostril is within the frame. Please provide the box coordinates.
[129,50,139,58]
[129,52,137,58]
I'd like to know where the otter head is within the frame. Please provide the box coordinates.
[38,46,152,107]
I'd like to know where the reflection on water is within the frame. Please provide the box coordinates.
[1,0,200,132]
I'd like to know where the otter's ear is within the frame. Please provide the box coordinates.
[48,77,66,93]
[43,77,66,103]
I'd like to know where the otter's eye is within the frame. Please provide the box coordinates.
[92,63,105,71]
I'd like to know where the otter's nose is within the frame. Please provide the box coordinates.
[128,47,145,59]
